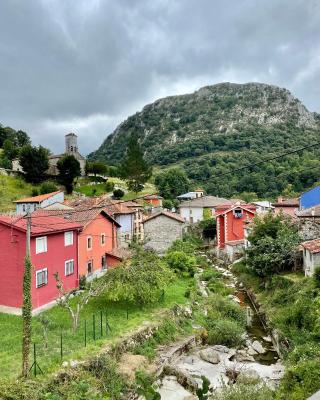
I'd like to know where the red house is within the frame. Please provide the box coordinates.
[215,203,256,260]
[0,213,82,315]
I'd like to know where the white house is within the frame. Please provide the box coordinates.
[301,239,320,276]
[177,189,204,201]
[14,191,65,214]
[179,196,233,223]
[252,201,274,214]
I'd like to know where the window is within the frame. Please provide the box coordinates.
[65,260,74,276]
[87,260,93,274]
[36,236,47,254]
[233,208,243,219]
[64,231,73,246]
[36,268,48,288]
[87,236,92,250]
[189,209,192,215]
[101,255,106,269]
[101,233,105,245]
[124,234,130,241]
[22,204,26,213]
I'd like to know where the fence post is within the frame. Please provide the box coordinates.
[60,330,63,362]
[100,310,103,338]
[84,319,87,347]
[34,343,37,377]
[93,314,96,341]
[126,308,129,320]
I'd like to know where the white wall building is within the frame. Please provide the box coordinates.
[301,239,320,276]
[179,196,233,223]
[15,191,64,214]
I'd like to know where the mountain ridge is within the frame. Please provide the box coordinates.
[89,82,320,198]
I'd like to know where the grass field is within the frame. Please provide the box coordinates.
[0,175,39,211]
[0,276,191,380]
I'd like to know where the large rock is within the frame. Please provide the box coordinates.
[199,349,220,364]
[251,340,266,354]
[237,368,260,383]
[234,349,255,362]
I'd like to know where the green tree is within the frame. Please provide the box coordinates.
[113,188,124,199]
[57,155,81,194]
[120,135,152,193]
[103,250,174,305]
[246,214,299,277]
[19,145,49,183]
[155,167,190,200]
[3,139,18,160]
[16,130,31,147]
[39,181,58,194]
[85,161,108,177]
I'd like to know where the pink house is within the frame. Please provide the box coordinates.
[0,213,82,314]
[273,197,299,218]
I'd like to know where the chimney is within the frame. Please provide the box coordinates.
[277,196,283,203]
[311,207,315,217]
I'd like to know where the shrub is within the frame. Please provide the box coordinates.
[213,382,274,400]
[31,188,39,196]
[313,266,320,288]
[163,199,173,209]
[167,239,197,256]
[113,188,124,199]
[165,251,197,276]
[205,318,245,347]
[105,181,115,192]
[40,181,58,194]
[278,360,320,400]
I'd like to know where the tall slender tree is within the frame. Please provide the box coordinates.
[57,155,81,194]
[120,135,152,193]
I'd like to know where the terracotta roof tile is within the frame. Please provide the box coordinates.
[14,191,62,203]
[0,213,82,236]
[143,210,185,223]
[301,239,320,254]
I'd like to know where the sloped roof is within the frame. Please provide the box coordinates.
[66,197,134,215]
[301,239,320,254]
[177,192,198,199]
[179,195,233,208]
[215,203,256,216]
[142,194,163,200]
[14,191,62,204]
[0,213,82,236]
[143,210,185,224]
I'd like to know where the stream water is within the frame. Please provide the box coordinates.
[158,257,284,399]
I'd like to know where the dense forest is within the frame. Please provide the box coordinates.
[90,82,320,199]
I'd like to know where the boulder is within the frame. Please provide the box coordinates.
[234,350,255,362]
[237,368,260,383]
[211,345,230,353]
[199,349,220,364]
[251,340,266,354]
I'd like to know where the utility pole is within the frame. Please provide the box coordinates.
[22,210,32,377]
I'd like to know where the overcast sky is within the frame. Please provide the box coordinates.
[0,0,319,155]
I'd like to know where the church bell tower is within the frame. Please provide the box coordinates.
[65,133,78,155]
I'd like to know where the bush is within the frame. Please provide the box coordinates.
[163,199,173,209]
[40,181,58,194]
[313,266,320,288]
[278,360,320,400]
[167,239,197,256]
[113,188,124,199]
[165,251,197,276]
[206,318,245,347]
[105,181,115,192]
[213,382,274,400]
[31,188,39,196]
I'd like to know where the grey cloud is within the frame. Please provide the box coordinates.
[0,0,319,154]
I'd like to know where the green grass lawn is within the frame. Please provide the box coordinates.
[0,175,39,211]
[76,176,156,200]
[0,277,191,380]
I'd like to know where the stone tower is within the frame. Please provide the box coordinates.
[65,133,78,155]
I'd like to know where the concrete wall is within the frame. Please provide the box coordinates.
[303,249,320,276]
[179,207,203,223]
[144,215,183,254]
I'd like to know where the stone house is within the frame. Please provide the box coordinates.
[143,211,185,254]
[301,239,320,276]
[296,206,320,241]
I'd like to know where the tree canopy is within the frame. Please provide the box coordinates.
[57,155,81,193]
[19,145,49,183]
[246,213,300,277]
[155,167,190,199]
[120,135,152,193]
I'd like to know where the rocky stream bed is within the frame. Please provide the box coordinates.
[157,255,285,399]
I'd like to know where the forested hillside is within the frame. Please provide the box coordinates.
[0,124,30,169]
[90,82,320,199]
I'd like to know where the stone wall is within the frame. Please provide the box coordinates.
[299,219,320,241]
[144,215,183,254]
